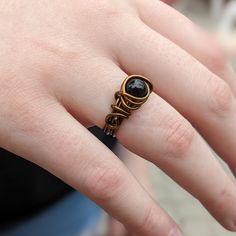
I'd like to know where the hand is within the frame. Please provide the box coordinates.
[1,1,236,235]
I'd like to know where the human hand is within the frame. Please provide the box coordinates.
[1,1,236,235]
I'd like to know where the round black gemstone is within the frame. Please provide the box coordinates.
[125,78,148,97]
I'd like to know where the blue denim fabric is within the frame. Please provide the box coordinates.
[0,191,102,236]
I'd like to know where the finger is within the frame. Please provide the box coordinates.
[112,17,236,177]
[135,0,236,92]
[57,57,236,231]
[2,98,180,236]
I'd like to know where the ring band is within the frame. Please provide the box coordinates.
[103,74,153,137]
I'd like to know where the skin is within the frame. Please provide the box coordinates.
[108,144,155,236]
[1,0,236,235]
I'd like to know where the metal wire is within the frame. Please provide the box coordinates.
[103,75,153,137]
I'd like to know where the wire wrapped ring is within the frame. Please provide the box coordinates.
[103,75,153,137]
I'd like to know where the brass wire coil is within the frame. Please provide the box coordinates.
[103,75,153,137]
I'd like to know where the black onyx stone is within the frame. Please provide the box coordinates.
[125,78,148,97]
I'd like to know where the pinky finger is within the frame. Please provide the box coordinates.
[2,101,182,236]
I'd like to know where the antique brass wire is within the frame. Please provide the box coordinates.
[103,75,153,137]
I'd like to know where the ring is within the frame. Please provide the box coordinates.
[103,74,153,137]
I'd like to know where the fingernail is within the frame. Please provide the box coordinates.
[168,227,183,236]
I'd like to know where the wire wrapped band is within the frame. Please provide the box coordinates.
[103,75,153,137]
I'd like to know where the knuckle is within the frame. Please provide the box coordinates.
[207,76,233,115]
[86,163,124,202]
[164,116,195,156]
